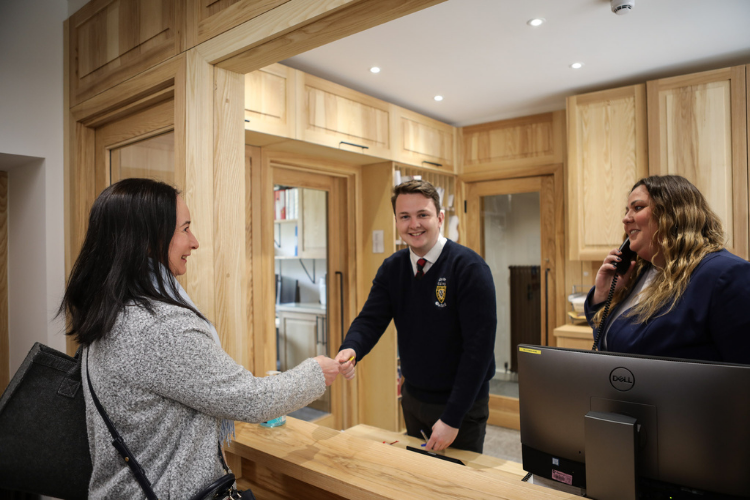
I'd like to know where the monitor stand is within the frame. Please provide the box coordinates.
[584,411,639,500]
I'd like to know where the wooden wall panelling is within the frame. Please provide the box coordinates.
[393,105,457,172]
[0,173,7,392]
[359,161,399,431]
[647,66,748,259]
[214,66,250,369]
[69,0,179,106]
[296,73,394,160]
[567,84,648,262]
[461,111,565,176]
[244,63,297,138]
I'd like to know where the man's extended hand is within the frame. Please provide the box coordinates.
[335,348,357,380]
[425,419,459,451]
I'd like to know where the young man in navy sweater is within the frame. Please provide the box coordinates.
[336,180,497,453]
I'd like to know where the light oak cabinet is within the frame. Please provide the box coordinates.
[647,66,748,259]
[357,162,458,432]
[296,72,393,160]
[393,106,457,171]
[567,66,749,262]
[461,111,565,178]
[243,65,459,171]
[567,85,649,261]
[244,63,296,139]
[277,306,327,371]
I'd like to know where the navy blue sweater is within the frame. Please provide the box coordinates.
[341,240,497,428]
[585,249,750,363]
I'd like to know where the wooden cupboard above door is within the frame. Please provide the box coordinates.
[393,106,457,172]
[189,0,287,46]
[244,63,296,139]
[647,66,748,259]
[68,0,179,106]
[296,73,393,160]
[567,84,649,261]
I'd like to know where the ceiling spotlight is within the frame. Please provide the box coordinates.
[527,18,545,27]
[570,62,584,69]
[434,95,444,102]
[370,66,381,73]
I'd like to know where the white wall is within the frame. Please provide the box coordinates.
[0,0,70,377]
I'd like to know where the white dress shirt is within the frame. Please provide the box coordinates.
[409,235,447,276]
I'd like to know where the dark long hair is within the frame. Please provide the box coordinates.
[59,178,204,345]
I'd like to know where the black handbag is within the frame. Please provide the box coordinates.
[0,343,92,500]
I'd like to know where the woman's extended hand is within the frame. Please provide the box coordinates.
[593,248,635,304]
[313,356,340,386]
[335,349,357,380]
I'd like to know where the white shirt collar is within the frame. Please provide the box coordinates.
[409,235,447,274]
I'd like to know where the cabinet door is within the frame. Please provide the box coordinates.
[567,85,649,260]
[299,188,327,259]
[393,106,456,172]
[647,66,748,259]
[278,311,319,371]
[69,0,178,106]
[296,73,393,159]
[244,64,296,139]
[187,0,286,47]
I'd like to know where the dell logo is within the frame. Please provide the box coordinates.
[610,367,635,391]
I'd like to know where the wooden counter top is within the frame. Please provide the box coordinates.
[226,418,582,500]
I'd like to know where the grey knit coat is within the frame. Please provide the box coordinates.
[82,301,326,499]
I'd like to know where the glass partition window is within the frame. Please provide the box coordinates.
[273,184,331,420]
[483,192,541,398]
[109,131,175,185]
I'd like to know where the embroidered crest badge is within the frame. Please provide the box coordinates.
[436,285,446,304]
[435,277,448,308]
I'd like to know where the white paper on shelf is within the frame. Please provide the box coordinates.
[447,194,454,209]
[436,186,445,209]
[394,170,401,186]
[448,215,460,241]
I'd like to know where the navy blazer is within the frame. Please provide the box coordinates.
[585,249,750,364]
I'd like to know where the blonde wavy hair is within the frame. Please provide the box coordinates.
[593,175,725,326]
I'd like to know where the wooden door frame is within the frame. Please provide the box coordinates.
[258,152,360,429]
[460,164,565,429]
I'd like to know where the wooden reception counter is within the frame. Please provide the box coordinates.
[225,418,582,499]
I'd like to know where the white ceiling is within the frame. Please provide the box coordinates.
[282,0,750,127]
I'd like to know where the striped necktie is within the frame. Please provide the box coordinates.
[415,258,427,279]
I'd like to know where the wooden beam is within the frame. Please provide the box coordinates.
[207,0,448,74]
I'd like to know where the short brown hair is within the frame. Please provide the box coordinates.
[391,179,441,214]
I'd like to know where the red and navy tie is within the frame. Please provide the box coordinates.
[415,258,427,279]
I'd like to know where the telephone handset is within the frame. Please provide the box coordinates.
[614,238,635,275]
[593,237,635,350]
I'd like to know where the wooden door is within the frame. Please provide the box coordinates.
[647,66,748,259]
[465,176,559,430]
[264,166,353,430]
[567,84,649,261]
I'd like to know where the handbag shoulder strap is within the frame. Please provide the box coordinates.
[86,348,159,500]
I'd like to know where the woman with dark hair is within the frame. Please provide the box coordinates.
[585,174,750,363]
[60,178,340,499]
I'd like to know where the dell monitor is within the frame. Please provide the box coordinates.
[518,345,750,499]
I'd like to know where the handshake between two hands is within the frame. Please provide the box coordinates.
[314,348,357,386]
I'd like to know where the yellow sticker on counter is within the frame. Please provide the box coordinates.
[519,347,541,355]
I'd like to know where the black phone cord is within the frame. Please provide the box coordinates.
[592,274,619,351]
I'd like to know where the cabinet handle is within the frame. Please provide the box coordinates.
[421,160,442,168]
[336,271,345,345]
[339,141,369,151]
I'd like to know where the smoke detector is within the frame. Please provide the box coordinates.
[611,0,634,15]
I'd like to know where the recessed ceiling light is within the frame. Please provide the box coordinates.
[434,95,444,102]
[370,66,381,73]
[527,18,545,27]
[570,62,584,69]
